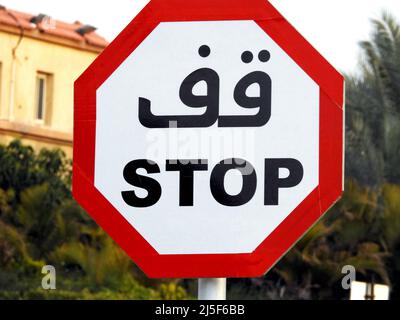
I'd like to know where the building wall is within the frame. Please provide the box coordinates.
[0,30,99,157]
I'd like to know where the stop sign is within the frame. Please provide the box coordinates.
[73,0,344,278]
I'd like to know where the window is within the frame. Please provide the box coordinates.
[35,72,53,124]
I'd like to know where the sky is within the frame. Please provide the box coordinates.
[2,0,400,73]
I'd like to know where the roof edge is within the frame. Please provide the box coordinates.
[0,24,106,54]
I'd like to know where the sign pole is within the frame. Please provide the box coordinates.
[198,278,226,300]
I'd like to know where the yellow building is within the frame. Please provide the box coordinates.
[0,6,108,156]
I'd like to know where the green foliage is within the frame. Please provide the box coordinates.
[0,139,190,300]
[382,184,400,248]
[0,140,71,197]
[0,220,42,272]
[158,283,192,300]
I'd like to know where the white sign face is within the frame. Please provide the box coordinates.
[95,20,319,255]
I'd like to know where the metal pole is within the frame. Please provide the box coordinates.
[198,278,226,300]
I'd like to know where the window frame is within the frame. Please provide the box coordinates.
[34,72,53,125]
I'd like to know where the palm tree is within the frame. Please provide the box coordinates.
[346,13,400,186]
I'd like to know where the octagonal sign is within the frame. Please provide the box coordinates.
[73,0,344,278]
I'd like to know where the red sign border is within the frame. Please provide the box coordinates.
[73,0,344,278]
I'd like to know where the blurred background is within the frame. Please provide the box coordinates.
[1,0,400,300]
